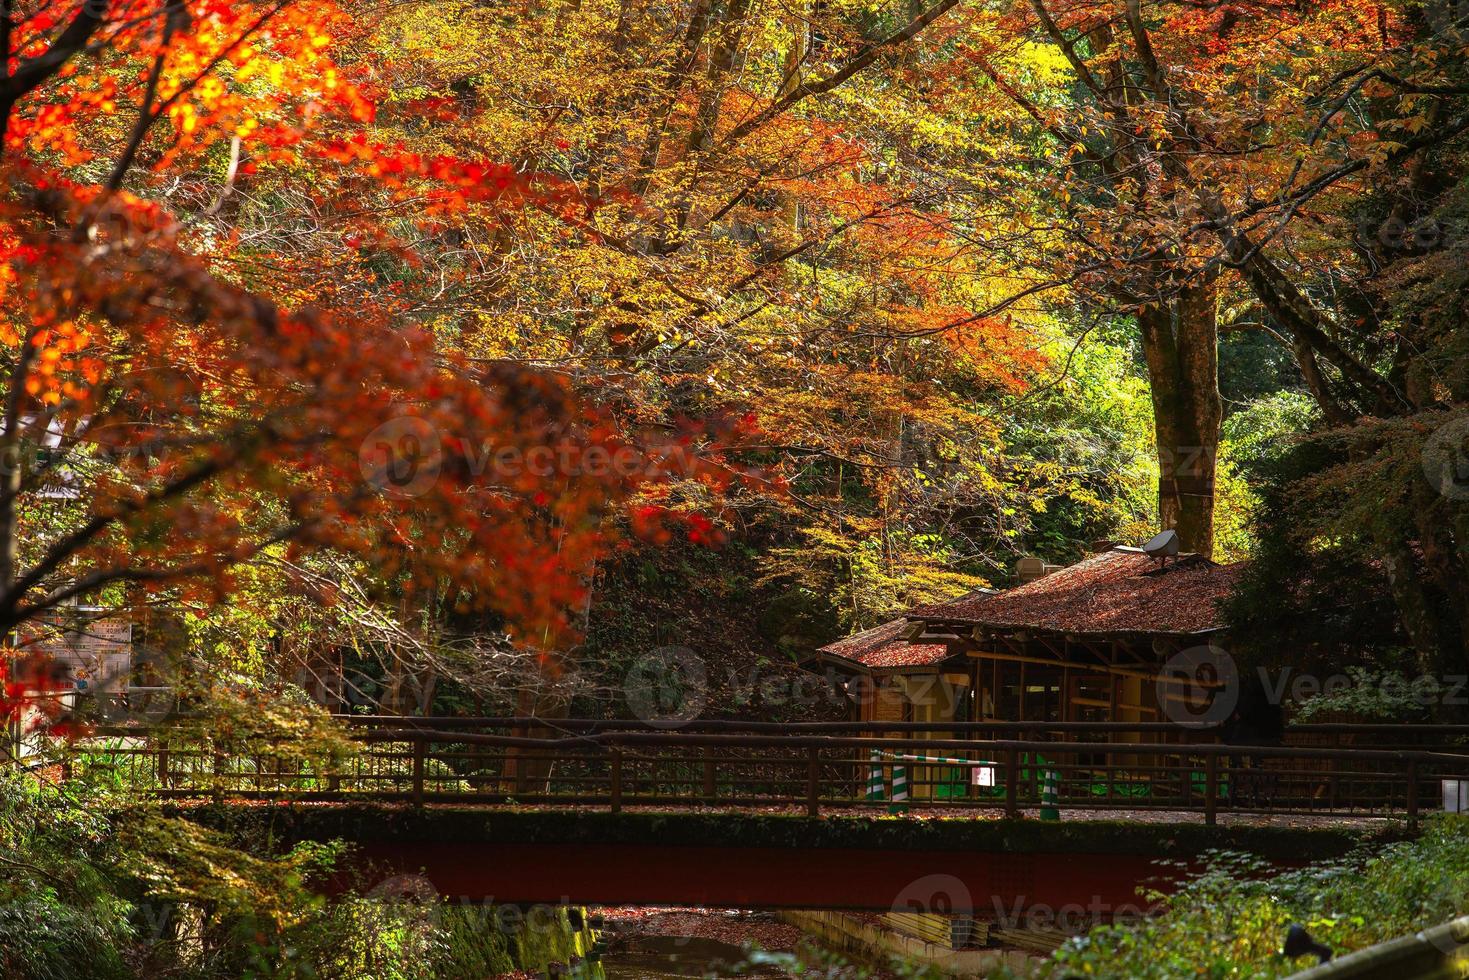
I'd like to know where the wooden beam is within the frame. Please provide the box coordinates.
[964,648,1209,689]
[1071,696,1157,714]
[1034,634,1067,660]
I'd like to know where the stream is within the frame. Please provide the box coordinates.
[601,935,790,979]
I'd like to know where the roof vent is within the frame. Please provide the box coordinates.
[1016,556,1061,583]
[1143,529,1180,567]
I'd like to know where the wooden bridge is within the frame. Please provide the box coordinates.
[40,717,1468,909]
[67,717,1469,827]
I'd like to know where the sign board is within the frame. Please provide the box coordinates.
[19,611,133,693]
[8,614,133,763]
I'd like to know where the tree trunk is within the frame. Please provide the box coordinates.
[1138,277,1221,557]
[666,0,752,236]
[502,682,570,796]
[1192,185,1401,418]
[501,570,598,794]
[1455,508,1469,682]
[1381,537,1450,677]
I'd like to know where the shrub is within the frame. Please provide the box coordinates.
[1045,816,1469,979]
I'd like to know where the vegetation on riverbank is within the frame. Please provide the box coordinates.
[0,770,602,979]
[1042,815,1469,978]
[721,817,1469,978]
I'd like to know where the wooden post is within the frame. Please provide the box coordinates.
[212,747,225,788]
[1018,662,1027,720]
[1004,746,1020,819]
[411,737,426,807]
[610,749,623,813]
[703,757,716,801]
[1204,751,1218,826]
[513,746,528,796]
[993,658,1004,719]
[1406,757,1419,832]
[807,747,821,817]
[158,742,170,790]
[1061,667,1072,724]
[970,657,982,723]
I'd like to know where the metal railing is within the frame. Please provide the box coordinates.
[58,720,1469,826]
[1285,916,1469,979]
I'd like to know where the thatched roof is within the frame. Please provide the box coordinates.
[815,617,956,671]
[910,548,1242,638]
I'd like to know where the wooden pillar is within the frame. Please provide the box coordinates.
[1018,661,1028,721]
[807,748,821,817]
[1062,667,1072,724]
[1407,758,1419,832]
[411,738,426,807]
[992,659,1000,722]
[1204,752,1218,826]
[1004,746,1020,819]
[970,656,982,721]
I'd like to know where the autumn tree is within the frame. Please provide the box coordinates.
[334,0,1157,646]
[948,0,1469,669]
[0,0,756,732]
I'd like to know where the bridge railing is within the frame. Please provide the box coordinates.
[329,715,1469,749]
[59,724,1469,826]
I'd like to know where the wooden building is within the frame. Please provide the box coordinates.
[813,615,981,726]
[818,546,1244,728]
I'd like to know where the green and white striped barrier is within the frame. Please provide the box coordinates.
[1040,769,1060,821]
[884,752,982,766]
[889,762,908,813]
[866,751,996,807]
[863,751,1056,808]
[867,751,885,802]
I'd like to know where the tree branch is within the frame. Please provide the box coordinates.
[0,451,232,620]
[0,327,41,594]
[0,0,111,143]
[1029,0,1109,101]
[719,0,963,148]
